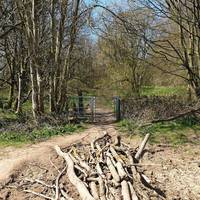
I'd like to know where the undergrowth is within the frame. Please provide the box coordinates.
[0,108,18,120]
[0,123,85,147]
[141,86,186,97]
[117,117,200,145]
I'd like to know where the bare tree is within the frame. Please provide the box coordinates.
[96,8,154,96]
[136,0,200,98]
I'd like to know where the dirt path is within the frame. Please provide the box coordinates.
[0,123,118,183]
[0,108,117,182]
[0,110,200,199]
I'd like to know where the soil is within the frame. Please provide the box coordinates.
[0,110,200,200]
[142,144,200,200]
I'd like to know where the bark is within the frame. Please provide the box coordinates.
[16,66,23,113]
[16,0,43,120]
[90,182,99,200]
[54,146,95,200]
[121,180,131,200]
[30,58,40,119]
[49,75,55,112]
[52,0,70,113]
[4,37,15,109]
[49,0,57,112]
[37,68,44,113]
[128,182,138,200]
[8,73,15,109]
[106,156,120,183]
[22,133,164,199]
[135,133,150,160]
[98,177,106,200]
[57,0,80,112]
[141,106,200,125]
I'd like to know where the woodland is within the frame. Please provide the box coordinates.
[1,0,200,121]
[0,1,200,200]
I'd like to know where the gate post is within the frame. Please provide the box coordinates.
[114,96,121,121]
[90,96,96,122]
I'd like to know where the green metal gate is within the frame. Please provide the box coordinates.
[68,96,95,122]
[114,96,121,121]
[68,96,121,123]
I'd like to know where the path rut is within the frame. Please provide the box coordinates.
[0,123,118,182]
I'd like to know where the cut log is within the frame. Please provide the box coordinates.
[96,163,104,176]
[135,133,150,160]
[110,146,124,163]
[106,156,120,183]
[90,182,99,200]
[110,187,122,200]
[22,132,163,200]
[121,180,131,200]
[98,176,106,200]
[128,181,138,200]
[116,162,127,179]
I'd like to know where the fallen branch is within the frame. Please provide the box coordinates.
[135,133,150,160]
[142,106,200,127]
[24,189,54,200]
[22,132,165,199]
[55,166,67,200]
[55,145,95,200]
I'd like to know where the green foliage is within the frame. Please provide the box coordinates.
[0,89,9,99]
[117,117,200,145]
[97,86,187,99]
[117,119,138,133]
[22,101,33,112]
[23,100,49,113]
[0,108,17,120]
[141,86,186,96]
[0,124,85,147]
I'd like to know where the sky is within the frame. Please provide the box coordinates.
[84,0,129,41]
[85,0,128,8]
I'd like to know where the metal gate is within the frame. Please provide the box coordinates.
[67,96,95,122]
[68,96,121,123]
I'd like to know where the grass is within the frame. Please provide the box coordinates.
[0,123,85,147]
[0,108,17,120]
[117,117,200,145]
[0,88,9,99]
[0,94,86,147]
[97,98,115,110]
[141,86,187,96]
[107,86,187,99]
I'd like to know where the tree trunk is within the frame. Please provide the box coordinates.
[49,0,57,113]
[8,74,15,109]
[16,67,23,113]
[30,59,40,120]
[37,68,44,113]
[7,52,15,109]
[49,74,55,112]
[56,0,80,113]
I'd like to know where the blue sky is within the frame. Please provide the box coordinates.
[85,0,116,5]
[84,0,129,41]
[85,0,128,8]
[85,0,129,19]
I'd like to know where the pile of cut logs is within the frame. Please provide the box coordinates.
[24,132,165,199]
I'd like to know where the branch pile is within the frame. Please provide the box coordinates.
[121,96,197,123]
[23,132,165,200]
